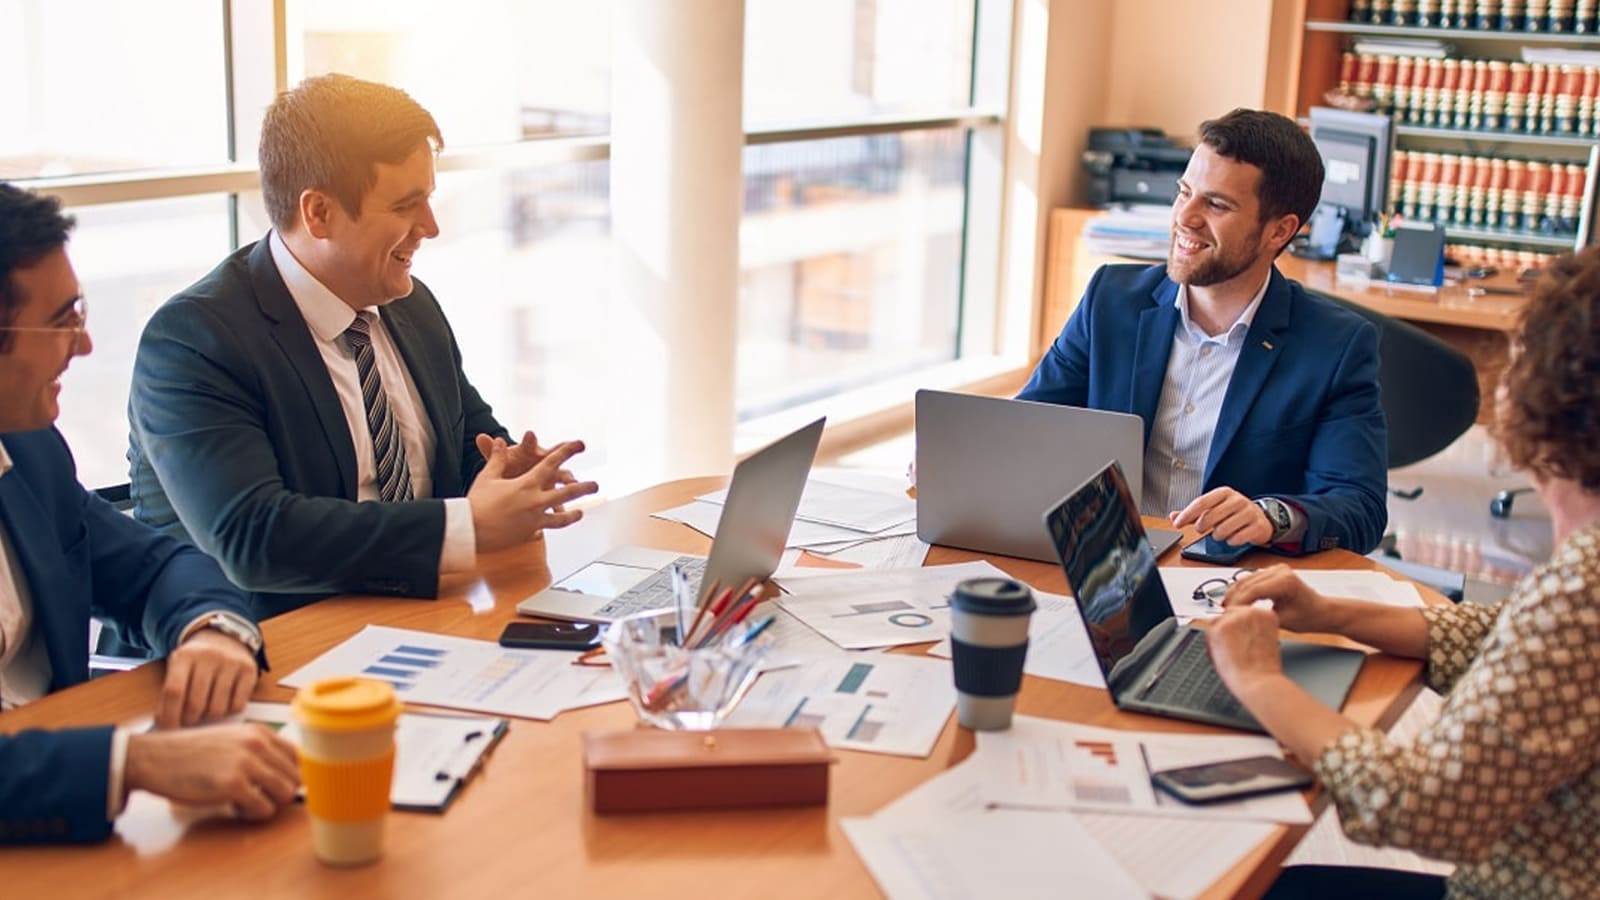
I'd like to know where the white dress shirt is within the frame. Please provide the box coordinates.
[1141,278,1269,516]
[268,233,475,573]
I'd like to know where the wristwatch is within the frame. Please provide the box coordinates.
[1254,497,1294,544]
[187,611,264,656]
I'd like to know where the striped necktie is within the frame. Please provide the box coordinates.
[343,312,413,503]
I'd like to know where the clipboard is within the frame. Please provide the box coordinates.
[243,702,510,813]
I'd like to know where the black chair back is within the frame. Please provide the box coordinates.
[1310,290,1480,469]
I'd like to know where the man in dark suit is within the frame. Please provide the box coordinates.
[128,75,599,619]
[1020,109,1387,555]
[0,183,298,843]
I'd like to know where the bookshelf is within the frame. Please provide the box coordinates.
[1291,0,1600,265]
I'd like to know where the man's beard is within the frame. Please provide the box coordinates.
[1168,228,1262,287]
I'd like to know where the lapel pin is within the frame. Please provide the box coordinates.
[1262,340,1274,350]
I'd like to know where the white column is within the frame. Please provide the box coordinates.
[608,0,744,491]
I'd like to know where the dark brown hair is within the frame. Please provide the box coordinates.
[1494,246,1600,491]
[1197,108,1325,242]
[259,74,444,230]
[0,183,75,350]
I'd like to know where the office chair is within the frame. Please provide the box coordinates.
[1311,291,1480,602]
[1310,290,1481,482]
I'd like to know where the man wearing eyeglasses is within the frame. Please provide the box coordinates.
[0,183,298,844]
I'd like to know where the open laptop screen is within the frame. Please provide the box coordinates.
[1044,462,1172,686]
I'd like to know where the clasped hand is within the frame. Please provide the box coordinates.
[469,431,600,553]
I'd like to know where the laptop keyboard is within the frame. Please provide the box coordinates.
[591,556,707,620]
[1140,630,1249,721]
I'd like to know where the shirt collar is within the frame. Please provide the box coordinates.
[0,440,11,481]
[268,230,361,344]
[1173,271,1271,345]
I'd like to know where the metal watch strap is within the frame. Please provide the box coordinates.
[197,612,263,655]
[1255,498,1293,543]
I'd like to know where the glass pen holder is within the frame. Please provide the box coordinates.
[604,609,772,731]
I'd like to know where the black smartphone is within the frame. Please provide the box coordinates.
[498,621,602,651]
[1150,755,1313,804]
[1180,536,1253,565]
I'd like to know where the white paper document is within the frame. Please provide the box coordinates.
[1077,810,1277,900]
[774,561,1010,649]
[653,499,916,548]
[844,756,1277,900]
[843,806,1147,900]
[974,716,1312,823]
[242,702,507,812]
[701,477,915,534]
[926,590,1104,688]
[1160,567,1426,622]
[278,625,624,721]
[723,653,954,757]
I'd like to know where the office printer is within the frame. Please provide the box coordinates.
[1083,128,1192,207]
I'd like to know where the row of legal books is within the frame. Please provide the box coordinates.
[1341,52,1600,135]
[1349,0,1600,32]
[1390,150,1589,234]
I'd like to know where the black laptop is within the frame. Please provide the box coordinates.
[1043,462,1365,732]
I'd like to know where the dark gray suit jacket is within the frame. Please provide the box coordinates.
[127,238,508,619]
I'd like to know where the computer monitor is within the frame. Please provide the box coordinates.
[1302,107,1395,259]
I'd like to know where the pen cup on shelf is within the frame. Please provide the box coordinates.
[604,609,772,731]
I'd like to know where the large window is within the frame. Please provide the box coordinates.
[11,1,1006,494]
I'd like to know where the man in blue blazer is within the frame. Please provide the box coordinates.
[0,183,298,843]
[127,75,598,620]
[1020,109,1386,555]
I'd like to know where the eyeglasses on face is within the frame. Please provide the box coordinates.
[1191,568,1256,611]
[0,295,87,338]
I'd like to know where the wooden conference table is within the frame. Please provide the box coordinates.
[0,478,1439,899]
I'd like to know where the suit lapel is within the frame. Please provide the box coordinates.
[382,299,457,493]
[1204,268,1291,484]
[247,239,359,497]
[0,443,88,690]
[1131,278,1181,445]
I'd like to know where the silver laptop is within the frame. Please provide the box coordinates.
[915,390,1181,562]
[516,417,825,624]
[1044,461,1364,733]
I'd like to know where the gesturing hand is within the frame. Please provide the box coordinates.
[468,439,600,553]
[1206,605,1285,699]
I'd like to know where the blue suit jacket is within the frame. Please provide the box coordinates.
[0,428,253,843]
[127,238,510,619]
[1018,263,1387,554]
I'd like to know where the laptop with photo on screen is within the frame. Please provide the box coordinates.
[1043,460,1364,733]
[516,417,825,624]
[915,390,1182,563]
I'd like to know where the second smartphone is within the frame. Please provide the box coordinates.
[498,621,603,652]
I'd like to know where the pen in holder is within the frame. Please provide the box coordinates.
[604,573,773,730]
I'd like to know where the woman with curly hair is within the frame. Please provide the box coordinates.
[1208,247,1600,900]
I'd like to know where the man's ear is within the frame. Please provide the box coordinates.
[1266,212,1301,254]
[300,189,335,239]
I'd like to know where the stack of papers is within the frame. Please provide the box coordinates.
[844,714,1292,896]
[279,625,625,721]
[1084,204,1172,259]
[652,473,929,569]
